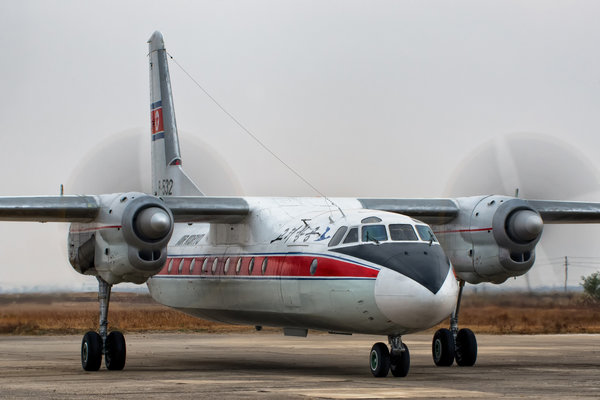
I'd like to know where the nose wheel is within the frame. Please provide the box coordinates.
[81,277,127,371]
[369,336,410,378]
[432,280,477,367]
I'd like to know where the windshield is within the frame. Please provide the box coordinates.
[362,225,388,243]
[416,225,438,243]
[389,224,418,241]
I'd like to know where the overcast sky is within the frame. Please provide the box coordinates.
[1,1,600,291]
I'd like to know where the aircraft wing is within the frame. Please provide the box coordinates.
[0,196,100,222]
[358,198,600,225]
[0,195,249,224]
[357,198,460,225]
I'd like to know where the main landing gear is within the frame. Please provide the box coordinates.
[432,280,477,367]
[369,335,410,378]
[81,277,127,371]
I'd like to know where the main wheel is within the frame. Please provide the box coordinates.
[105,331,126,370]
[390,343,410,377]
[432,328,455,367]
[369,342,390,377]
[455,328,477,366]
[81,331,102,371]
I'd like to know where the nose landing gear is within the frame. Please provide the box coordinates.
[432,280,477,367]
[81,277,127,371]
[369,335,410,378]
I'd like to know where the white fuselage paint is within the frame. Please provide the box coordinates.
[147,197,458,336]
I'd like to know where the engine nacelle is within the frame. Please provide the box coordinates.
[68,192,174,284]
[434,195,543,284]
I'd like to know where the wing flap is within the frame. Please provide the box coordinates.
[0,196,99,222]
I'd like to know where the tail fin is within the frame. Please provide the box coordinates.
[148,31,203,197]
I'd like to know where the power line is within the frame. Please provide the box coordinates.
[166,52,330,200]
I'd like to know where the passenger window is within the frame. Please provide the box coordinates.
[235,258,242,274]
[189,259,196,274]
[416,225,438,243]
[167,259,174,274]
[212,258,219,274]
[389,224,418,241]
[310,259,318,276]
[362,225,388,243]
[248,258,255,274]
[328,226,348,247]
[178,259,184,274]
[261,257,268,275]
[224,258,231,274]
[202,258,209,273]
[343,227,358,244]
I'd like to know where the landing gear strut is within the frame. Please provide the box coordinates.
[432,280,477,367]
[369,336,410,378]
[81,277,126,371]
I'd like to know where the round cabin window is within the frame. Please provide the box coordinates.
[248,258,255,274]
[236,258,242,274]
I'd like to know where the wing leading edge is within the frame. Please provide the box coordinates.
[358,198,600,224]
[1,196,600,225]
[0,195,250,224]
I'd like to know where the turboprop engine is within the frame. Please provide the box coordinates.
[68,192,174,284]
[436,195,544,284]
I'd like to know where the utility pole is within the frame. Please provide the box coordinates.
[564,256,568,293]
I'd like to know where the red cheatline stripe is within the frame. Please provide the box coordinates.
[434,227,493,234]
[157,255,379,279]
[70,225,122,233]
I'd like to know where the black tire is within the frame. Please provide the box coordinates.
[432,328,455,367]
[81,331,102,371]
[390,344,410,378]
[369,342,390,377]
[455,328,477,367]
[105,331,126,371]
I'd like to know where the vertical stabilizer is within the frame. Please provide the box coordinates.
[148,31,203,196]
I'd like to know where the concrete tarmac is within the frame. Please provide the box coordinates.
[0,333,598,399]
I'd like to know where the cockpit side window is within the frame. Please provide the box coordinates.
[328,226,348,247]
[389,224,418,241]
[416,225,438,243]
[362,225,388,243]
[343,227,359,244]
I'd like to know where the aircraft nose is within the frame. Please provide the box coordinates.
[374,246,458,330]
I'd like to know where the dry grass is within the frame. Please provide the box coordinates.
[0,292,598,335]
[432,292,600,334]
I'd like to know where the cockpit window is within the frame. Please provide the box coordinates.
[389,224,418,241]
[328,226,348,247]
[416,225,438,243]
[362,225,388,243]
[343,227,358,244]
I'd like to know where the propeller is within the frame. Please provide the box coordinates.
[444,132,600,290]
[66,129,244,196]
